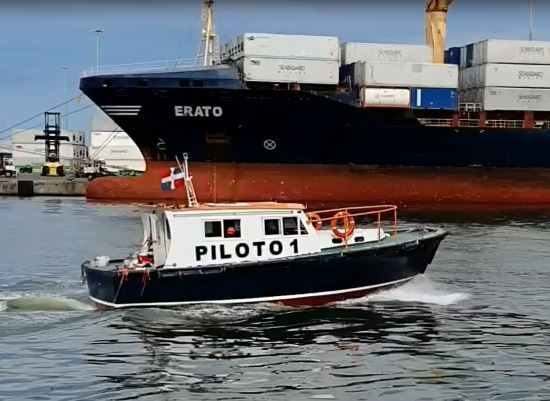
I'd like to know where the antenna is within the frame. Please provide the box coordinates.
[196,0,219,67]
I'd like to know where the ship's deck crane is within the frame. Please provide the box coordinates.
[425,0,454,64]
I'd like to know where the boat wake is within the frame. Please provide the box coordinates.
[337,276,469,307]
[0,296,94,312]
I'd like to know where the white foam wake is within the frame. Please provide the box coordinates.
[2,296,94,312]
[338,276,469,306]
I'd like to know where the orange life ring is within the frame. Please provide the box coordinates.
[330,211,355,239]
[307,212,323,231]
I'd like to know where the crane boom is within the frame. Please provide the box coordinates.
[425,0,454,64]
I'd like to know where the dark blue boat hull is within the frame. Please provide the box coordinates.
[82,230,446,308]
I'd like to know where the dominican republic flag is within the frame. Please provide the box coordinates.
[161,167,185,191]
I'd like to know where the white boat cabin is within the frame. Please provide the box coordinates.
[138,202,388,269]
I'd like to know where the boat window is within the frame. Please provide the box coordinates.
[179,79,190,87]
[282,217,298,236]
[299,221,308,235]
[192,80,204,88]
[264,219,280,235]
[205,221,222,238]
[224,219,241,238]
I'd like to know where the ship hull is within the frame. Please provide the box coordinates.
[86,161,550,207]
[80,71,550,207]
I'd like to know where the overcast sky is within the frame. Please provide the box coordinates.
[0,0,546,137]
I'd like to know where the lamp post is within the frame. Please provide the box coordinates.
[61,66,69,129]
[529,0,534,41]
[92,28,104,72]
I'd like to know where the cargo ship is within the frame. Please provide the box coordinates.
[80,0,550,208]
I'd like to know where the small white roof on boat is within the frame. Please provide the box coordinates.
[142,202,307,213]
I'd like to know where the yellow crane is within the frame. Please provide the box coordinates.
[425,0,454,64]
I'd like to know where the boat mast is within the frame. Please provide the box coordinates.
[425,0,454,64]
[196,0,219,66]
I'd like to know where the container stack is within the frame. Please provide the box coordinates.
[221,33,340,85]
[457,39,550,111]
[340,42,458,109]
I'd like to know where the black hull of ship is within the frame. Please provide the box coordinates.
[80,76,550,169]
[82,232,445,309]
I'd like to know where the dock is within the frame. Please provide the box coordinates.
[0,173,87,197]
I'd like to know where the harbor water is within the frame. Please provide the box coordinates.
[0,197,549,400]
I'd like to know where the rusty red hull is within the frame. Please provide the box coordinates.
[86,162,550,208]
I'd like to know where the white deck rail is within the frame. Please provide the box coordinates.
[81,58,198,77]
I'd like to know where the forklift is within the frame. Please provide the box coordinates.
[0,152,16,177]
[35,112,69,177]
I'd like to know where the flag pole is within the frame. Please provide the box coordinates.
[176,153,199,208]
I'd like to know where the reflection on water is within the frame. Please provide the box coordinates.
[0,197,549,401]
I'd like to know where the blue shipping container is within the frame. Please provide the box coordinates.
[447,47,461,66]
[411,88,457,110]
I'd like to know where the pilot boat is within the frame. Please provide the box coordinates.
[81,156,447,309]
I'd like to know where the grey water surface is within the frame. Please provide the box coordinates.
[0,197,548,401]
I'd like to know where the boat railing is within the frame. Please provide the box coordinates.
[307,205,398,241]
[486,119,524,129]
[458,119,481,127]
[418,118,453,127]
[459,103,483,112]
[81,58,198,77]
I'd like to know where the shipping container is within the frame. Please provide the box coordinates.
[471,87,550,111]
[341,42,431,65]
[459,47,468,69]
[223,33,339,61]
[89,147,146,171]
[447,47,461,66]
[465,44,474,68]
[411,88,457,110]
[240,57,339,85]
[460,63,550,89]
[90,131,136,148]
[354,61,458,88]
[472,39,550,66]
[360,88,410,108]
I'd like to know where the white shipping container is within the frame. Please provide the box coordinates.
[360,88,410,108]
[460,64,550,89]
[472,87,550,111]
[355,62,458,89]
[90,131,137,148]
[342,42,431,65]
[224,33,339,61]
[473,39,550,66]
[240,57,339,84]
[89,145,145,172]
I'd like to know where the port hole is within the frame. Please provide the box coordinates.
[137,79,148,87]
[179,79,190,87]
[354,236,365,243]
[192,80,204,87]
[332,238,343,244]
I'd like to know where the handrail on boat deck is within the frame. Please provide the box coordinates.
[307,205,398,241]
